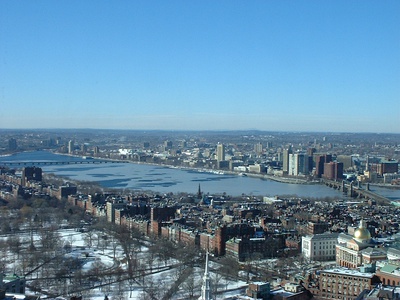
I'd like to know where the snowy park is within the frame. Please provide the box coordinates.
[1,215,248,300]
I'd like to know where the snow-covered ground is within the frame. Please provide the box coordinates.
[2,227,248,299]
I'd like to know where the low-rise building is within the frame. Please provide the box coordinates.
[360,285,400,299]
[301,233,338,261]
[246,282,270,299]
[0,273,25,294]
[376,263,400,286]
[336,220,384,269]
[317,269,380,300]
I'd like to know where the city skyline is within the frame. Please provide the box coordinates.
[1,1,399,133]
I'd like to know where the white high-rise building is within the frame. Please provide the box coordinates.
[68,140,74,154]
[216,143,225,162]
[288,152,309,176]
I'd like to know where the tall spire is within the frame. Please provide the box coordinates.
[200,251,212,300]
[197,183,202,200]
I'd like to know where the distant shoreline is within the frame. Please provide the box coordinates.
[3,151,398,198]
[12,150,400,189]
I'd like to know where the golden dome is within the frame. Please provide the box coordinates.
[354,220,371,242]
[354,228,371,241]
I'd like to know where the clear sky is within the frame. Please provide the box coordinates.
[1,1,399,133]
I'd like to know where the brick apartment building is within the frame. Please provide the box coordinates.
[316,269,380,300]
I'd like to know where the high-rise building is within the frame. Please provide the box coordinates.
[288,153,309,176]
[282,146,292,174]
[93,146,99,156]
[180,140,187,148]
[277,151,283,162]
[337,155,353,170]
[307,147,316,157]
[68,140,74,154]
[81,144,87,154]
[164,140,173,150]
[8,138,17,151]
[298,153,309,175]
[323,162,344,180]
[315,154,332,178]
[288,153,296,175]
[216,143,225,162]
[254,143,263,155]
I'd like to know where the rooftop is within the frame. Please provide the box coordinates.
[321,268,375,278]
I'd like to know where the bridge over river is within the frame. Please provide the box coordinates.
[0,159,129,167]
[323,179,391,204]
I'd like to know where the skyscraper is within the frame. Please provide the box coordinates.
[68,140,74,154]
[93,146,99,156]
[315,154,332,178]
[337,155,353,170]
[282,146,292,174]
[254,142,263,155]
[365,155,370,172]
[323,162,344,180]
[216,143,225,162]
[288,153,309,176]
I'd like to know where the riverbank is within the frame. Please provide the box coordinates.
[3,150,397,200]
[127,160,316,185]
[368,183,400,190]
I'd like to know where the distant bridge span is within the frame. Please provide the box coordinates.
[322,179,390,204]
[0,160,129,167]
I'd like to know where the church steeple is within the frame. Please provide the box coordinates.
[199,251,212,300]
[197,184,203,200]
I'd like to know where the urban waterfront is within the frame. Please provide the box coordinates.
[2,150,399,200]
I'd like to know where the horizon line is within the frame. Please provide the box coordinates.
[0,128,399,135]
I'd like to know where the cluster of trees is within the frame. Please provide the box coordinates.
[0,191,246,299]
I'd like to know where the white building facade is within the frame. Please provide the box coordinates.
[288,153,309,176]
[302,233,339,261]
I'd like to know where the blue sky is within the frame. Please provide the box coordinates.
[1,1,399,132]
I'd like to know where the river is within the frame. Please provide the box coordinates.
[1,151,399,200]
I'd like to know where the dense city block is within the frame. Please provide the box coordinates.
[0,129,400,299]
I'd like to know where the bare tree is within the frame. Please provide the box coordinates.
[38,225,61,254]
[218,256,239,291]
[99,236,109,254]
[84,230,95,249]
[182,267,199,299]
[0,240,8,273]
[153,238,177,266]
[212,271,223,298]
[7,235,22,259]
